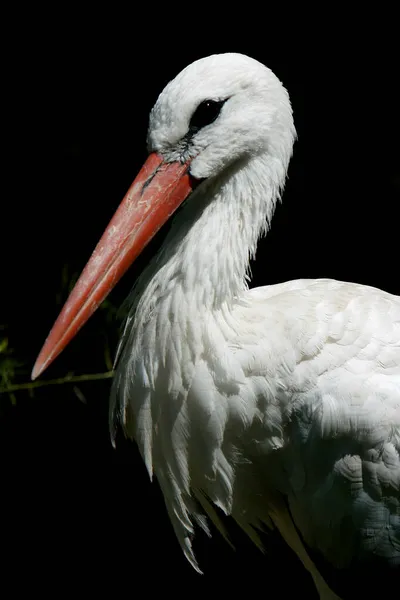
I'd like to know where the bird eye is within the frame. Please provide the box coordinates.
[189,99,226,133]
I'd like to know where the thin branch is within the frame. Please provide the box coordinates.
[0,371,114,394]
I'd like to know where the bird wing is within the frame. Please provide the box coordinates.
[230,278,400,568]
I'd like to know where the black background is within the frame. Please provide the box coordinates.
[2,9,399,598]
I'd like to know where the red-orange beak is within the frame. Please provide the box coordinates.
[32,152,194,380]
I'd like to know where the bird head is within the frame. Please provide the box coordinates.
[149,53,293,179]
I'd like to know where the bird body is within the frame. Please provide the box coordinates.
[33,53,400,598]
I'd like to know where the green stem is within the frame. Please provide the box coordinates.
[0,371,114,394]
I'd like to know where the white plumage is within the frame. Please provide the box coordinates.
[34,53,400,598]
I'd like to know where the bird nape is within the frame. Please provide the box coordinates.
[32,53,400,599]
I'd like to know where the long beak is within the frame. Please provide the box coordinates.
[32,152,194,380]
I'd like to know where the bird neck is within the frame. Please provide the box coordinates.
[130,151,289,324]
[111,147,292,511]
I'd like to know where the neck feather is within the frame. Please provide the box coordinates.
[130,152,288,325]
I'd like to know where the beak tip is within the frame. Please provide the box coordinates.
[31,352,49,381]
[31,363,42,381]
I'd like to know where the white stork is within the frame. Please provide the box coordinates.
[32,53,400,598]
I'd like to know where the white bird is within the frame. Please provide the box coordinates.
[32,53,400,599]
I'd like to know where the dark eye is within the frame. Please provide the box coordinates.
[189,99,226,133]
